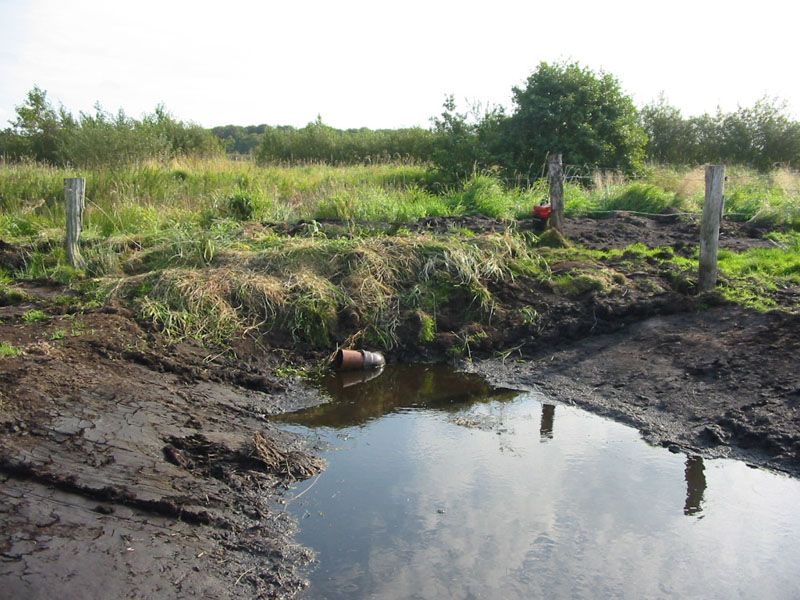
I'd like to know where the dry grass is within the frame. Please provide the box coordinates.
[109,231,545,350]
[770,167,800,192]
[591,170,628,190]
[644,166,705,202]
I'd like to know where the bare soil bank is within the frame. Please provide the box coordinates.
[1,214,797,597]
[0,304,325,599]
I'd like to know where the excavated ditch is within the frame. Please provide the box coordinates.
[1,215,798,597]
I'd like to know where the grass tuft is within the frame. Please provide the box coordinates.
[0,342,22,357]
[21,309,48,323]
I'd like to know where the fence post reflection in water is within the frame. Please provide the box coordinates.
[684,455,707,516]
[539,403,555,441]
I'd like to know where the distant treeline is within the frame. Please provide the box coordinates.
[212,118,436,163]
[0,87,223,167]
[211,65,800,178]
[641,96,800,171]
[3,64,800,178]
[210,124,267,155]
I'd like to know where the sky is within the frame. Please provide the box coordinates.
[1,0,798,129]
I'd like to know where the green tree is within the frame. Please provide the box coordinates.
[506,62,647,174]
[430,96,482,183]
[640,95,800,169]
[640,95,696,164]
[717,99,800,170]
[211,124,266,154]
[3,88,223,166]
[144,105,223,158]
[10,86,69,163]
[58,105,171,167]
[429,96,508,184]
[256,118,436,164]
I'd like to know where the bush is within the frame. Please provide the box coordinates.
[256,117,436,164]
[0,88,223,167]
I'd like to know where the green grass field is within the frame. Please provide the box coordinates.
[2,161,799,242]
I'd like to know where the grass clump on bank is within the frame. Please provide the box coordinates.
[21,309,47,323]
[108,231,549,351]
[597,183,678,215]
[313,184,449,223]
[0,281,32,305]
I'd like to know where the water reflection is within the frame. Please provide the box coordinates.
[275,364,517,429]
[335,367,384,389]
[684,455,707,516]
[277,366,800,600]
[539,403,555,441]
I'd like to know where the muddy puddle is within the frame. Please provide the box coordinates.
[274,365,800,599]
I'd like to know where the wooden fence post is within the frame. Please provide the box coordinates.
[64,178,86,269]
[698,165,725,292]
[548,153,565,233]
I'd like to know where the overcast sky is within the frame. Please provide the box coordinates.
[1,0,798,129]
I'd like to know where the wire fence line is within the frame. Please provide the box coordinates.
[499,163,800,194]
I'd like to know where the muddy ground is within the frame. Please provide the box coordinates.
[1,213,798,598]
[562,212,776,252]
[0,300,326,599]
[469,214,800,475]
[274,212,777,254]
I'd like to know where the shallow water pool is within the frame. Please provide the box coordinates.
[275,365,800,599]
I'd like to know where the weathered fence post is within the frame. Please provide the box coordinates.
[548,153,565,233]
[698,165,725,292]
[64,177,86,269]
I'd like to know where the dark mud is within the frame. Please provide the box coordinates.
[564,213,775,252]
[0,293,325,599]
[268,213,776,254]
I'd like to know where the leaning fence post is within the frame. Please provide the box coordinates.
[64,177,86,269]
[548,153,565,233]
[698,165,725,292]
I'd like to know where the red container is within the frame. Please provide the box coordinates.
[533,205,552,219]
